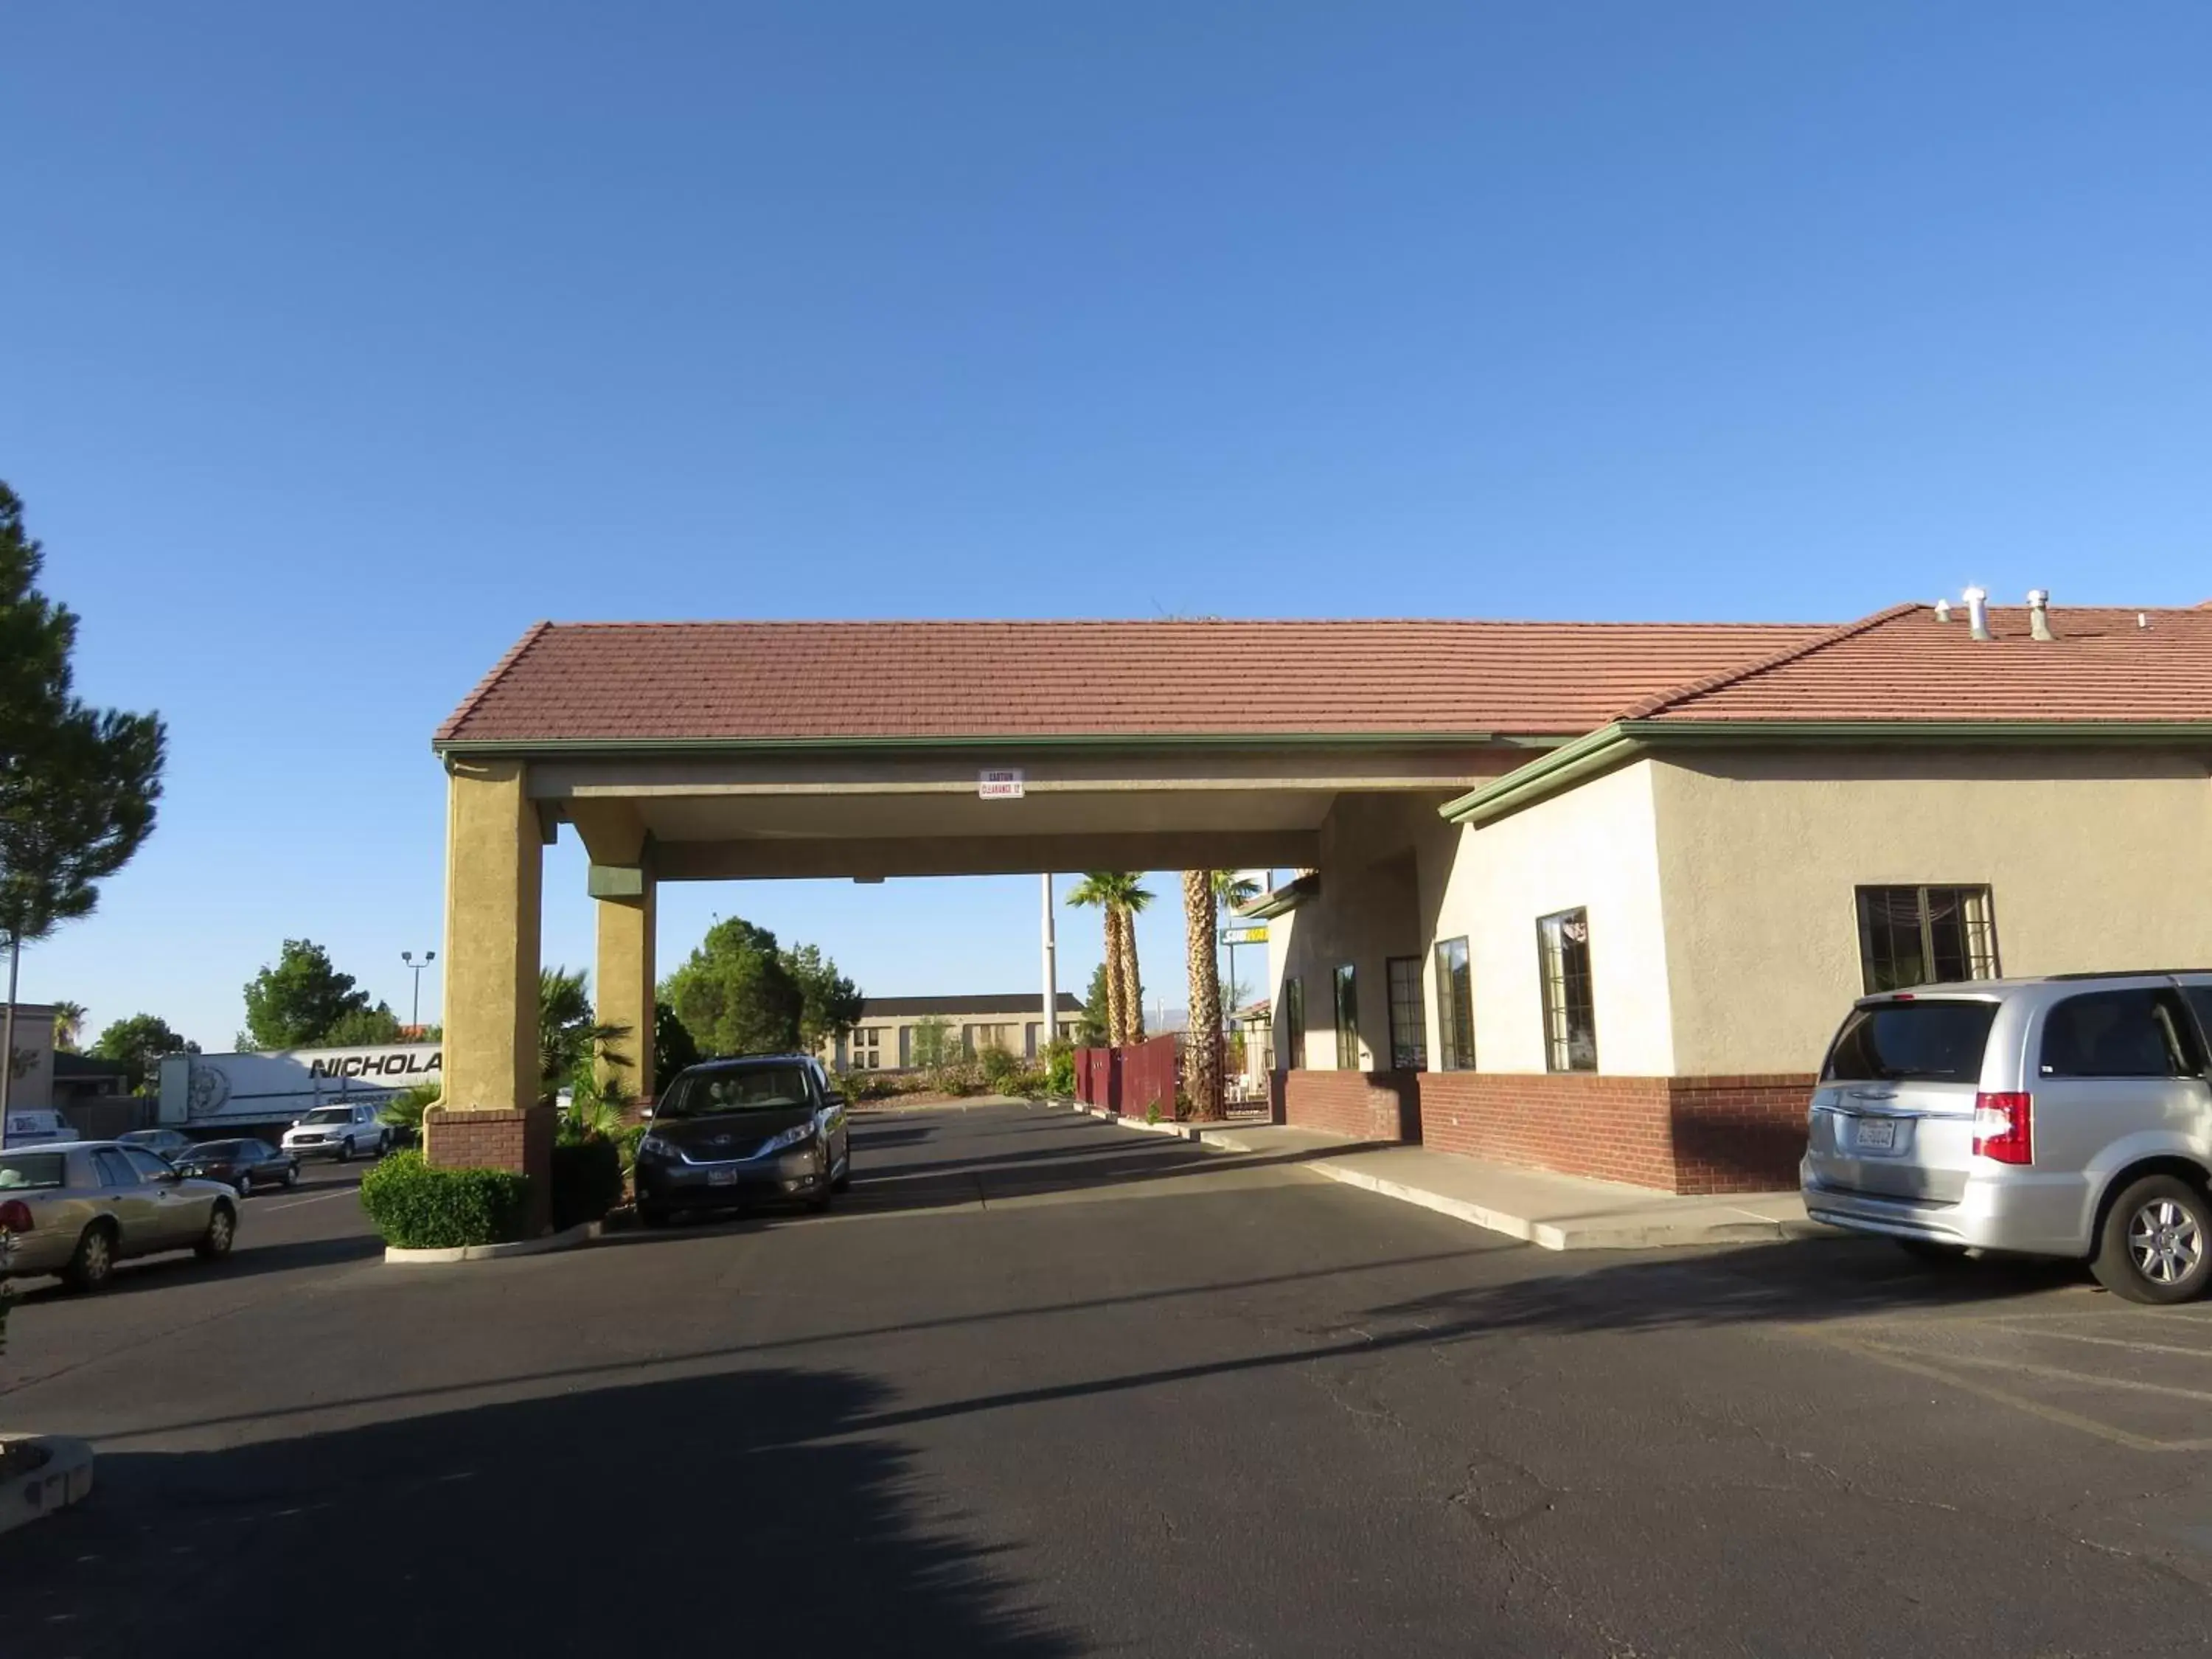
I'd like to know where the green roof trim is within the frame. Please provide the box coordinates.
[1240,873,1318,920]
[1441,719,2212,827]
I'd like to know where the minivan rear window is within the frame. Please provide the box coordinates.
[1823,1000,1997,1083]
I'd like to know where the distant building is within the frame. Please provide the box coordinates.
[824,993,1083,1070]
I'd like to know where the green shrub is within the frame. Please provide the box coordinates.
[1144,1102,1163,1125]
[359,1149,532,1249]
[549,1138,624,1231]
[978,1044,1023,1091]
[926,1056,987,1097]
[1043,1040,1074,1097]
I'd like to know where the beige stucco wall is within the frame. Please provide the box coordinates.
[1651,748,2212,1076]
[1439,759,1677,1075]
[1263,793,1451,1071]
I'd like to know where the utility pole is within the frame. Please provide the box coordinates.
[0,931,18,1151]
[1040,873,1057,1056]
[401,950,437,1031]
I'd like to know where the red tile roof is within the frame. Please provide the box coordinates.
[1630,605,2212,723]
[434,619,1826,746]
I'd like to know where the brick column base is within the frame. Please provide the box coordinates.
[423,1103,557,1237]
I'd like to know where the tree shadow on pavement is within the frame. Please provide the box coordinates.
[0,1366,1078,1659]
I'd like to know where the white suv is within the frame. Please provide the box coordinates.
[281,1102,391,1164]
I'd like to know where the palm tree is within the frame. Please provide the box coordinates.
[1065,872,1154,1045]
[1182,871,1224,1121]
[1212,871,1261,913]
[49,1000,86,1052]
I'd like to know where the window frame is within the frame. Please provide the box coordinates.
[1332,964,1361,1071]
[1433,936,1474,1071]
[1536,907,1599,1074]
[1385,956,1427,1071]
[1854,884,2000,994]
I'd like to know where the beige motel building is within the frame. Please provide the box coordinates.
[823,993,1083,1071]
[424,597,2212,1205]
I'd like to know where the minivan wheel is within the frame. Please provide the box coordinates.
[64,1222,116,1293]
[2093,1175,2211,1304]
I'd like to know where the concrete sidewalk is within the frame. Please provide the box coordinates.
[1071,1103,1823,1251]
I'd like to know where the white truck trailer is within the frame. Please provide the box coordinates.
[156,1043,442,1137]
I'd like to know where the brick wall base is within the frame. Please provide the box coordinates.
[423,1102,557,1236]
[1283,1070,1814,1194]
[1279,1069,1422,1144]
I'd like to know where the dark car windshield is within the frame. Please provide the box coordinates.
[119,1130,173,1147]
[1823,1000,1997,1083]
[0,1152,67,1192]
[656,1065,813,1120]
[187,1141,244,1159]
[300,1107,353,1125]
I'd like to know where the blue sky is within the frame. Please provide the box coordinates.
[3,3,2208,1049]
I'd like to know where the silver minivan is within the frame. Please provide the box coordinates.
[1802,971,2212,1304]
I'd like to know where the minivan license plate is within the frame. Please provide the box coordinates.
[1853,1117,1898,1152]
[709,1168,739,1186]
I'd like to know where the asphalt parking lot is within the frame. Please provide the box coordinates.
[3,1101,2210,1656]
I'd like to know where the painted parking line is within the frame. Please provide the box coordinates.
[1801,1329,2212,1453]
[254,1189,359,1213]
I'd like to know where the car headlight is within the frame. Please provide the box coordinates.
[636,1133,682,1162]
[756,1122,814,1158]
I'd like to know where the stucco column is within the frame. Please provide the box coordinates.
[594,871,655,1102]
[426,759,549,1209]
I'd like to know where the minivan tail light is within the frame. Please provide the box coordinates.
[1972,1091,2034,1165]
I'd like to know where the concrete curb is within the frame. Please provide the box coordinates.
[383,1220,600,1265]
[0,1435,94,1537]
[1082,1105,1820,1253]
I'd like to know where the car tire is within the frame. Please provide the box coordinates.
[196,1203,237,1262]
[831,1156,851,1194]
[236,1175,254,1200]
[2093,1174,2212,1304]
[336,1138,354,1164]
[637,1203,671,1229]
[283,1164,299,1189]
[63,1222,117,1293]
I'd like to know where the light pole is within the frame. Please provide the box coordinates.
[401,950,437,1032]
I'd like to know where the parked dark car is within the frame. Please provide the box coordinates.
[633,1055,851,1225]
[173,1138,300,1199]
[118,1127,198,1163]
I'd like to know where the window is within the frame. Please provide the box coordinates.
[122,1147,175,1181]
[898,1026,915,1068]
[1332,964,1360,1071]
[850,1028,882,1069]
[1434,937,1473,1071]
[2039,990,2200,1079]
[963,1023,1015,1057]
[1823,1001,1997,1083]
[1281,978,1306,1069]
[0,1152,66,1191]
[1386,957,1426,1071]
[2185,990,2212,1054]
[1855,886,2000,992]
[93,1148,139,1189]
[1537,908,1598,1073]
[1025,1022,1041,1059]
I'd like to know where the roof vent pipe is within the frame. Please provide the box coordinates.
[1963,585,1992,641]
[2027,588,2054,641]
[1933,599,1952,622]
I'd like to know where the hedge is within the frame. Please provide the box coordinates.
[359,1150,532,1250]
[549,1138,624,1231]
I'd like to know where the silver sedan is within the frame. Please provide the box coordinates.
[0,1141,239,1291]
